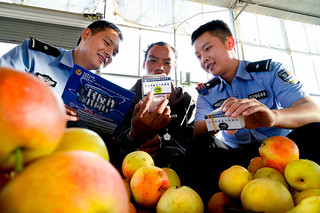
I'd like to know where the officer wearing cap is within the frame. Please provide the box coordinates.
[0,20,123,121]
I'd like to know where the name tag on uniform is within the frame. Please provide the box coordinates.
[248,90,267,100]
[205,109,245,131]
[142,75,172,96]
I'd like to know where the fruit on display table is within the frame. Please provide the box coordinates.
[259,136,299,173]
[156,186,204,213]
[0,67,66,170]
[284,159,320,191]
[247,156,265,173]
[207,191,235,213]
[287,196,320,213]
[294,189,320,205]
[241,178,294,212]
[162,167,181,188]
[54,127,109,161]
[209,135,320,212]
[218,165,252,199]
[253,166,289,189]
[130,165,169,208]
[122,150,154,180]
[0,151,129,213]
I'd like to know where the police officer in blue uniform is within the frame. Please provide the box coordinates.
[184,19,320,203]
[0,20,123,121]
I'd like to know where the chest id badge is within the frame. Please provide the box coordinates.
[205,108,245,131]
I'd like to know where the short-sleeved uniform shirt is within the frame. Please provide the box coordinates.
[0,38,74,97]
[195,59,308,148]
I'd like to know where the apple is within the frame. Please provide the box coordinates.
[241,179,294,212]
[253,167,289,189]
[0,151,129,212]
[259,136,299,173]
[156,186,204,213]
[130,165,169,208]
[122,150,154,180]
[218,165,252,199]
[207,191,235,213]
[0,67,66,170]
[284,159,320,191]
[294,189,320,205]
[287,196,320,213]
[53,127,109,161]
[162,167,181,188]
[247,156,265,173]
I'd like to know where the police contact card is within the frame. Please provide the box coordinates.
[62,64,135,135]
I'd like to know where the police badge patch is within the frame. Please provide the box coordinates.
[277,69,300,85]
[35,73,57,87]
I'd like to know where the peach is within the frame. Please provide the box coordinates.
[247,156,265,173]
[259,136,299,173]
[130,165,169,208]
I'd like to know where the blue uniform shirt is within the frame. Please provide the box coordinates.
[0,38,74,97]
[195,59,308,148]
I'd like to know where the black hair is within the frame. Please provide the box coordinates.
[76,20,123,47]
[143,41,177,62]
[191,20,232,45]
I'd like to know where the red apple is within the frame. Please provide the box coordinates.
[130,165,169,208]
[0,150,129,212]
[0,67,66,170]
[259,136,299,173]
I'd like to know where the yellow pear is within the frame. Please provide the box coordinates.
[287,196,320,213]
[162,167,181,188]
[219,165,252,199]
[253,167,289,189]
[284,159,320,191]
[156,186,204,213]
[241,179,294,213]
[54,128,109,161]
[295,189,320,205]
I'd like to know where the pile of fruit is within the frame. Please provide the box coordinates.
[0,67,129,212]
[208,136,320,213]
[121,150,204,212]
[2,66,320,212]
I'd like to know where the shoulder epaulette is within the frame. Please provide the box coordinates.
[29,37,61,57]
[196,77,221,95]
[245,59,272,72]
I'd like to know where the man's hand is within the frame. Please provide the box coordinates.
[222,97,277,129]
[129,92,171,142]
[137,135,161,158]
[65,106,79,122]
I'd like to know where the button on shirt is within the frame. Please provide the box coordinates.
[195,60,308,148]
[0,38,74,97]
